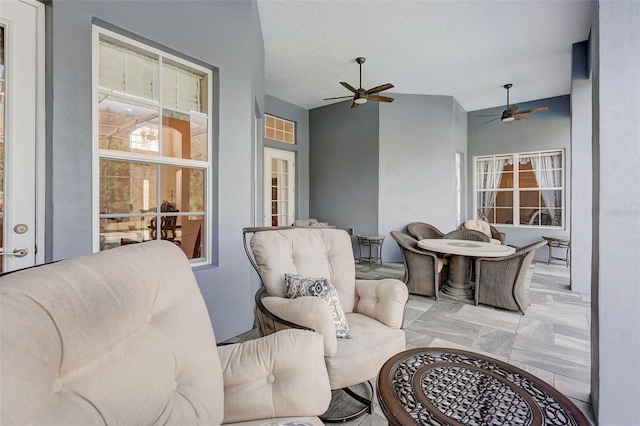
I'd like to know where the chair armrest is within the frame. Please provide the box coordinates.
[497,232,506,244]
[262,296,338,356]
[354,279,409,329]
[218,329,331,424]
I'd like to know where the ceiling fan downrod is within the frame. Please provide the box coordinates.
[504,83,512,107]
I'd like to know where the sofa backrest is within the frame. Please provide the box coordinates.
[1,241,224,425]
[250,228,357,312]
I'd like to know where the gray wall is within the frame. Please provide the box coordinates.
[309,100,380,240]
[379,94,467,262]
[467,95,572,262]
[570,41,592,294]
[264,95,310,221]
[592,1,640,423]
[48,0,263,341]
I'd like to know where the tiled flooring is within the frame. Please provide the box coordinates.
[227,260,594,425]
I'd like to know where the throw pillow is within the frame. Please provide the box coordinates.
[284,273,352,339]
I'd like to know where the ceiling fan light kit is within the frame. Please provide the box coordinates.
[478,83,549,124]
[323,57,394,109]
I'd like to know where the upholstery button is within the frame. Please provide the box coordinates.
[172,381,178,391]
[52,378,63,393]
[267,374,275,384]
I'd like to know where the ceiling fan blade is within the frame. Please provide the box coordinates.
[517,106,549,115]
[323,95,355,101]
[482,117,501,124]
[368,95,394,103]
[365,83,394,94]
[507,105,518,113]
[350,102,359,109]
[514,115,527,121]
[340,82,358,93]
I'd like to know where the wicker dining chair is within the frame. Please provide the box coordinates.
[474,240,548,314]
[406,222,445,241]
[390,231,444,299]
[443,229,490,242]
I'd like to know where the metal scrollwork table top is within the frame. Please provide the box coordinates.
[377,348,591,426]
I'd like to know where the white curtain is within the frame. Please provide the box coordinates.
[477,158,507,220]
[520,153,562,225]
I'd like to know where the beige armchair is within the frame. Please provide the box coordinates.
[461,219,506,244]
[1,241,331,425]
[244,227,408,422]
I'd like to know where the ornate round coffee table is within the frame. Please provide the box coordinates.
[377,348,591,426]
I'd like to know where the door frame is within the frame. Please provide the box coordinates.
[1,0,46,268]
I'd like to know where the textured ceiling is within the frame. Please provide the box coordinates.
[257,0,592,112]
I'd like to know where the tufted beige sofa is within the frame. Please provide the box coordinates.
[1,241,331,425]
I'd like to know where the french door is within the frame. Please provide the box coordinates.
[264,148,295,227]
[0,0,44,272]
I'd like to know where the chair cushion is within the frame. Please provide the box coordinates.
[251,229,357,312]
[325,313,406,390]
[0,241,223,426]
[218,329,331,424]
[463,219,492,238]
[284,274,351,338]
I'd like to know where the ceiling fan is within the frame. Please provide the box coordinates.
[478,84,549,124]
[323,57,394,109]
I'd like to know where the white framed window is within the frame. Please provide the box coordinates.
[264,114,295,144]
[93,27,212,265]
[474,150,564,228]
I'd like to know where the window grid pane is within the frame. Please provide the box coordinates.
[264,114,295,144]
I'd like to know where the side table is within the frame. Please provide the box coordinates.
[542,235,570,267]
[377,347,591,426]
[356,235,384,265]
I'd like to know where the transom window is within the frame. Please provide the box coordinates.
[474,150,564,228]
[264,114,295,144]
[93,27,212,264]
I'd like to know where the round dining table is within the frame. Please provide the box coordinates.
[417,239,515,302]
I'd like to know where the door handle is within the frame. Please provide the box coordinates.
[0,247,29,257]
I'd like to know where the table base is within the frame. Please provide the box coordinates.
[441,279,473,298]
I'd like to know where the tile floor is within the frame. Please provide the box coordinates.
[227,260,594,425]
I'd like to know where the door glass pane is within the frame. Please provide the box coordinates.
[0,26,4,272]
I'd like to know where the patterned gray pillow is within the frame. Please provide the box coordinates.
[284,273,352,339]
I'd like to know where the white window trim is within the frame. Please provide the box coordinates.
[91,26,213,266]
[473,149,565,229]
